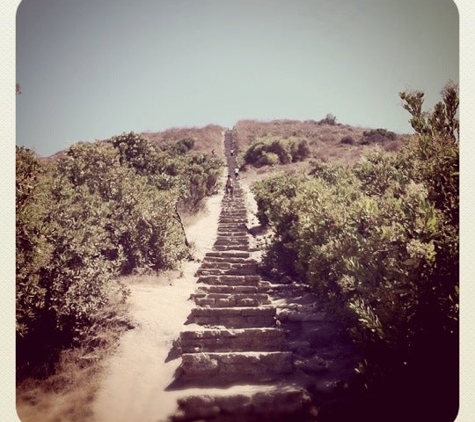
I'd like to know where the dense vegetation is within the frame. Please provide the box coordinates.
[16,132,223,378]
[251,84,458,421]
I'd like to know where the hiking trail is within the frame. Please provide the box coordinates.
[163,130,358,422]
[93,130,358,422]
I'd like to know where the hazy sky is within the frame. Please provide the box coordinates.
[16,0,459,157]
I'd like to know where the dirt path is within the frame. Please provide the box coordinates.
[92,176,226,422]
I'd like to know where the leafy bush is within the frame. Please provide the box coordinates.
[318,113,337,125]
[359,128,397,145]
[16,146,128,377]
[340,135,355,145]
[251,84,458,419]
[243,136,310,167]
[16,133,224,377]
[256,152,280,167]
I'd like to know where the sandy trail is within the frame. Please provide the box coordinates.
[92,184,226,422]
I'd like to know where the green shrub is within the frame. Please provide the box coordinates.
[243,136,310,167]
[256,152,280,167]
[251,85,458,416]
[340,135,355,145]
[359,128,397,145]
[16,134,224,377]
[318,113,337,125]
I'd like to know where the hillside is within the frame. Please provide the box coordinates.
[42,119,410,170]
[139,124,227,157]
[229,118,410,181]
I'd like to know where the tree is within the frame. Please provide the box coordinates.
[399,81,459,142]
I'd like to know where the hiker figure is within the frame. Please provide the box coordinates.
[234,167,239,179]
[230,149,234,156]
[225,175,234,198]
[211,149,215,156]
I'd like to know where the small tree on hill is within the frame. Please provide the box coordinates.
[399,81,459,142]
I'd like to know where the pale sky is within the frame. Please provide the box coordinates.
[16,0,459,157]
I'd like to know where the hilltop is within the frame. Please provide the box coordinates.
[42,118,410,177]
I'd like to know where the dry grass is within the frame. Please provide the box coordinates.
[233,119,410,168]
[140,124,226,157]
[44,124,226,161]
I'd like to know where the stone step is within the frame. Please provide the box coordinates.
[215,229,248,235]
[215,233,249,239]
[189,306,276,328]
[212,245,249,252]
[202,256,255,264]
[199,261,256,271]
[196,284,271,294]
[191,292,270,307]
[214,244,249,251]
[197,275,261,286]
[218,223,248,229]
[170,385,315,422]
[180,327,285,353]
[219,214,246,218]
[214,236,249,242]
[196,266,255,277]
[205,251,250,259]
[219,214,247,219]
[213,242,249,248]
[179,351,293,383]
[214,231,249,236]
[220,209,247,213]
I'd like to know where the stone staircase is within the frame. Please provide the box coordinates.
[166,131,320,422]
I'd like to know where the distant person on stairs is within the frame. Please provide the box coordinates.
[225,175,234,199]
[234,167,239,179]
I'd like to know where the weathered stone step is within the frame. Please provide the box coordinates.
[219,210,246,215]
[197,275,261,286]
[196,284,271,294]
[191,292,270,307]
[214,236,249,242]
[213,242,249,249]
[219,214,246,218]
[218,214,247,224]
[214,230,249,236]
[214,244,249,251]
[219,210,247,215]
[205,251,250,259]
[180,327,285,353]
[216,228,248,234]
[219,218,247,223]
[218,223,248,229]
[196,266,255,277]
[202,256,255,264]
[189,306,276,328]
[170,385,315,422]
[179,351,293,383]
[199,261,256,271]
